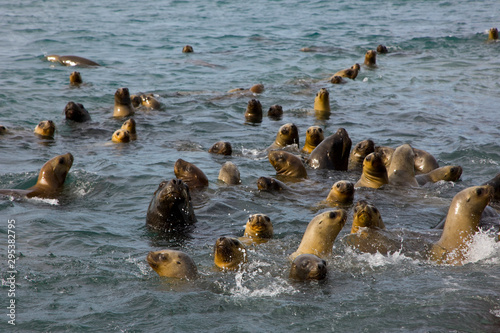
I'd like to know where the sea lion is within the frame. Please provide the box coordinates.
[64,101,91,122]
[121,119,137,140]
[268,123,299,150]
[130,95,142,108]
[113,87,134,117]
[145,178,196,232]
[244,99,263,123]
[313,88,330,112]
[218,161,241,185]
[387,144,418,187]
[141,94,162,110]
[483,173,500,202]
[111,129,130,143]
[374,146,394,170]
[330,75,346,84]
[69,71,82,85]
[34,120,55,138]
[376,45,388,54]
[348,139,375,170]
[307,128,352,171]
[488,28,498,40]
[332,63,360,80]
[268,104,283,120]
[364,50,377,66]
[209,141,232,155]
[174,159,209,189]
[146,249,198,279]
[350,200,385,233]
[0,125,7,135]
[415,165,462,186]
[301,126,324,154]
[355,152,389,189]
[250,84,265,94]
[289,254,327,281]
[268,150,307,179]
[256,177,289,191]
[413,148,439,174]
[243,213,273,241]
[429,185,493,265]
[0,153,73,199]
[213,236,247,271]
[182,45,194,53]
[46,55,100,67]
[325,180,355,205]
[290,209,347,260]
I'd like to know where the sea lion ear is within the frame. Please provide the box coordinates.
[466,196,471,202]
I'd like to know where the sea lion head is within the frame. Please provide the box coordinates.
[111,129,130,143]
[115,87,132,105]
[34,120,55,137]
[351,200,384,233]
[268,104,283,120]
[330,75,345,84]
[121,118,136,135]
[130,95,142,108]
[174,159,209,188]
[364,50,377,66]
[349,139,375,169]
[36,153,74,190]
[182,45,194,53]
[290,254,327,281]
[69,71,82,85]
[146,249,198,279]
[303,126,324,153]
[488,28,498,40]
[141,94,161,109]
[256,177,286,191]
[213,236,247,270]
[326,180,355,204]
[218,161,241,185]
[244,214,273,240]
[268,150,307,178]
[244,99,263,123]
[64,101,91,122]
[314,88,331,112]
[0,125,7,135]
[250,84,265,94]
[274,123,299,147]
[376,44,388,54]
[364,152,389,177]
[209,141,232,155]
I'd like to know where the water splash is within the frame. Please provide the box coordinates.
[463,230,500,264]
[29,197,59,205]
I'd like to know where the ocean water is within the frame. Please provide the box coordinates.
[1,0,500,332]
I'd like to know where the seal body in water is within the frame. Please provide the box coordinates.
[268,151,307,179]
[174,159,209,189]
[314,88,330,112]
[64,101,91,122]
[387,144,418,187]
[267,123,299,150]
[113,87,135,117]
[308,128,352,171]
[256,177,289,191]
[364,50,377,66]
[289,254,327,281]
[209,141,232,155]
[244,99,263,123]
[415,165,462,186]
[332,63,360,80]
[46,55,100,67]
[147,249,198,279]
[218,161,241,185]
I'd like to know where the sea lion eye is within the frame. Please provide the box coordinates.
[265,216,270,222]
[476,189,483,196]
[176,261,181,265]
[336,183,341,188]
[58,157,65,164]
[328,211,336,219]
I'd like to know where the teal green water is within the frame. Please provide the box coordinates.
[1,0,500,332]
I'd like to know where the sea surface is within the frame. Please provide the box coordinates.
[1,0,500,332]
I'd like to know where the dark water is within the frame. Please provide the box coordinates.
[1,0,500,332]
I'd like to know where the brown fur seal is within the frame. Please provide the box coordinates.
[289,254,327,281]
[140,94,162,110]
[111,129,130,143]
[374,146,394,170]
[244,99,263,123]
[46,55,100,67]
[413,148,439,174]
[332,63,360,80]
[0,125,7,135]
[174,159,209,189]
[121,119,137,140]
[113,87,135,117]
[209,141,232,155]
[130,95,142,108]
[415,166,462,186]
[218,161,241,185]
[348,139,375,170]
[330,75,346,84]
[147,249,198,279]
[313,88,330,112]
[429,185,493,265]
[325,180,355,205]
[290,209,347,260]
[308,128,352,171]
[268,123,299,150]
[350,200,385,233]
[488,28,498,40]
[145,179,196,232]
[69,71,82,85]
[377,45,388,54]
[182,45,194,53]
[301,126,324,154]
[0,153,73,199]
[364,50,377,66]
[64,101,91,122]
[256,177,289,191]
[355,152,389,189]
[387,144,418,187]
[34,120,55,138]
[268,104,283,120]
[250,84,265,94]
[268,151,307,179]
[243,214,273,241]
[213,236,247,271]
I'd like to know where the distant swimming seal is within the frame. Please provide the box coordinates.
[218,161,241,185]
[488,28,498,40]
[415,165,462,186]
[376,45,388,54]
[308,128,352,171]
[325,180,355,205]
[64,101,91,122]
[413,148,439,174]
[111,129,130,143]
[0,153,73,199]
[244,99,263,123]
[250,84,265,94]
[429,185,493,265]
[130,95,142,108]
[0,125,7,135]
[387,144,418,187]
[141,94,162,110]
[355,152,388,189]
[268,150,307,179]
[69,71,82,85]
[34,120,55,137]
[268,123,299,150]
[113,87,135,117]
[209,141,232,155]
[46,55,100,67]
[147,249,198,279]
[145,178,196,232]
[330,75,346,84]
[182,45,194,53]
[348,139,375,170]
[213,236,247,270]
[243,214,273,241]
[313,88,330,112]
[121,119,137,140]
[290,209,347,260]
[332,63,360,80]
[364,50,377,66]
[301,126,324,154]
[268,104,283,120]
[174,159,209,189]
[289,254,327,281]
[256,177,289,191]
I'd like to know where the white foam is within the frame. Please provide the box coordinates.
[343,247,419,269]
[29,197,59,205]
[462,230,500,264]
